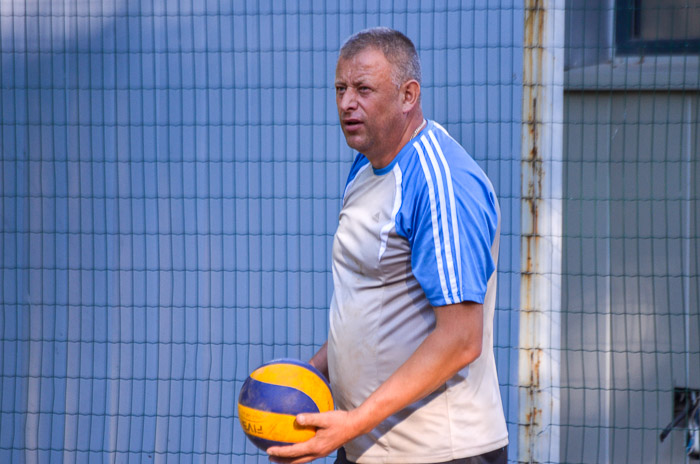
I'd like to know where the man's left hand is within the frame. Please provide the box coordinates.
[267,410,357,464]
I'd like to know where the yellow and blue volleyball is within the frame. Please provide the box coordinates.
[237,358,334,451]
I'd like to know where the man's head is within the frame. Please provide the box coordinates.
[335,28,423,169]
[339,27,422,89]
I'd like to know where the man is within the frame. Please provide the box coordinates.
[268,27,508,464]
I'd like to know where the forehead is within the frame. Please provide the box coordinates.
[335,48,393,82]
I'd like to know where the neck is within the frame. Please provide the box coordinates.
[367,112,425,170]
[397,113,426,153]
[410,119,426,141]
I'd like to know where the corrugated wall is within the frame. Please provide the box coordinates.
[0,1,523,462]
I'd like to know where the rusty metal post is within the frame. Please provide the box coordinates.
[519,1,564,463]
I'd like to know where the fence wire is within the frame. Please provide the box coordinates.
[1,1,698,463]
[0,1,522,462]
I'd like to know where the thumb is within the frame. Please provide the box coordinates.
[295,412,322,427]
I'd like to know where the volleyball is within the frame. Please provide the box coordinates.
[238,358,334,451]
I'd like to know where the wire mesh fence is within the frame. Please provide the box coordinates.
[0,1,698,463]
[562,2,699,463]
[0,1,522,462]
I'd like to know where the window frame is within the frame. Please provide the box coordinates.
[615,0,700,55]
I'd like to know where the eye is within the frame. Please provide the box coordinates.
[359,86,371,93]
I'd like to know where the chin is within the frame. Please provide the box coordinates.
[344,135,368,153]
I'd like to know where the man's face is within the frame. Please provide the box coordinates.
[335,48,405,163]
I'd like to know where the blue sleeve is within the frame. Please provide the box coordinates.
[397,135,499,307]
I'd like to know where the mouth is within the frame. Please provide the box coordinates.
[342,118,363,132]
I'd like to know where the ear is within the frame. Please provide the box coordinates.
[400,80,421,113]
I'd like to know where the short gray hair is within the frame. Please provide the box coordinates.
[339,27,421,87]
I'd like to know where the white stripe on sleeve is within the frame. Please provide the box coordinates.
[414,140,452,304]
[429,130,463,295]
[419,134,460,302]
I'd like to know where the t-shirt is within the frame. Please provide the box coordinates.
[327,120,508,463]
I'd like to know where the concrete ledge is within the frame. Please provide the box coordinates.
[565,56,700,91]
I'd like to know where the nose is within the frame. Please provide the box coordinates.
[338,88,357,113]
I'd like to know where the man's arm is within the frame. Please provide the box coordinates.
[309,341,329,380]
[267,300,484,464]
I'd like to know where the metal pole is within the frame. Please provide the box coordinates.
[519,1,565,462]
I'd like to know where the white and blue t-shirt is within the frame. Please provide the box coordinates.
[327,120,508,463]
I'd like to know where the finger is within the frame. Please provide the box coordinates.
[267,442,311,458]
[295,412,323,427]
[269,455,315,464]
[268,447,317,464]
[267,415,323,458]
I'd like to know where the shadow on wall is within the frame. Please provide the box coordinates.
[2,2,525,463]
[1,0,242,460]
[2,0,343,461]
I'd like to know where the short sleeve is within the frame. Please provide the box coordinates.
[396,130,499,307]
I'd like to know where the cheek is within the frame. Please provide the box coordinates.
[361,99,381,119]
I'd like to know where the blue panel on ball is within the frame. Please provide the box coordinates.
[239,377,319,415]
[246,434,291,451]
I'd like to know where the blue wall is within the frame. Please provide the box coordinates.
[0,1,522,461]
